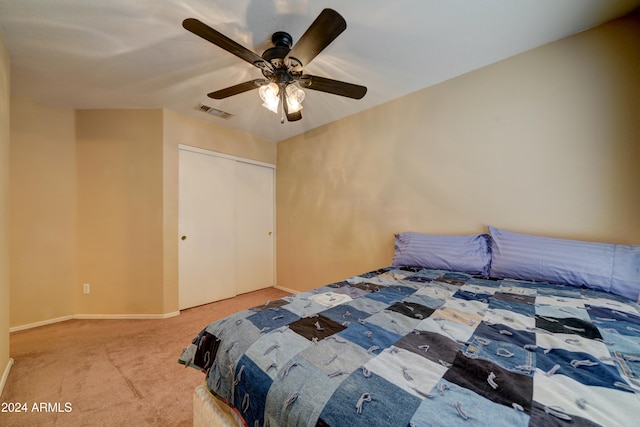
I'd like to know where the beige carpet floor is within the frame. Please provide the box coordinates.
[1,287,290,427]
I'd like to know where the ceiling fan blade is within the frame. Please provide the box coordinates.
[207,79,267,99]
[299,75,367,99]
[280,85,302,122]
[285,9,346,70]
[183,18,270,70]
[286,110,302,122]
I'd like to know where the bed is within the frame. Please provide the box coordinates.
[179,227,640,426]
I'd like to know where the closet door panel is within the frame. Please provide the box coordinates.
[178,150,237,309]
[236,161,274,294]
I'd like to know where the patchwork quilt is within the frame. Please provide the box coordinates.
[179,267,640,426]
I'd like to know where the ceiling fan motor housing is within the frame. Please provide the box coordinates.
[261,32,300,83]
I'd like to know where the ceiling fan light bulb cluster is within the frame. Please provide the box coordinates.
[286,84,305,113]
[259,82,280,113]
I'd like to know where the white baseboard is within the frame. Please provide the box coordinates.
[10,311,180,333]
[74,311,180,320]
[1,357,14,395]
[9,315,74,333]
[274,284,300,295]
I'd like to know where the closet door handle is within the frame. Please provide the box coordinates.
[181,235,187,241]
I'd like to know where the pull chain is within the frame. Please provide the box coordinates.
[280,84,286,124]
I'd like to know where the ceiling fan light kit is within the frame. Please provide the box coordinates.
[259,81,305,122]
[183,8,367,124]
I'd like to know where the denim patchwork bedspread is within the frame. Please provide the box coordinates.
[178,266,640,426]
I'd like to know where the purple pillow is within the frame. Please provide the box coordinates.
[489,226,640,302]
[392,232,491,275]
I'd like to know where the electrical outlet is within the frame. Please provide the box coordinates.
[83,283,90,294]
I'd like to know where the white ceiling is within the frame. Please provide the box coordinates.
[1,0,639,142]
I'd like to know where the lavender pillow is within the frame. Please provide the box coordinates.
[392,232,491,275]
[489,226,640,302]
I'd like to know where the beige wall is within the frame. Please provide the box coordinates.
[0,29,11,387]
[10,98,76,326]
[276,13,640,292]
[75,109,165,315]
[163,110,277,165]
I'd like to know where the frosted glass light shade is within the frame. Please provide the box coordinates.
[259,83,279,113]
[285,85,305,113]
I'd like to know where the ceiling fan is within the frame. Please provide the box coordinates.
[183,8,367,123]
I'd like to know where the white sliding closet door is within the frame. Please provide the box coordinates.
[236,161,274,294]
[179,149,237,309]
[178,146,275,310]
